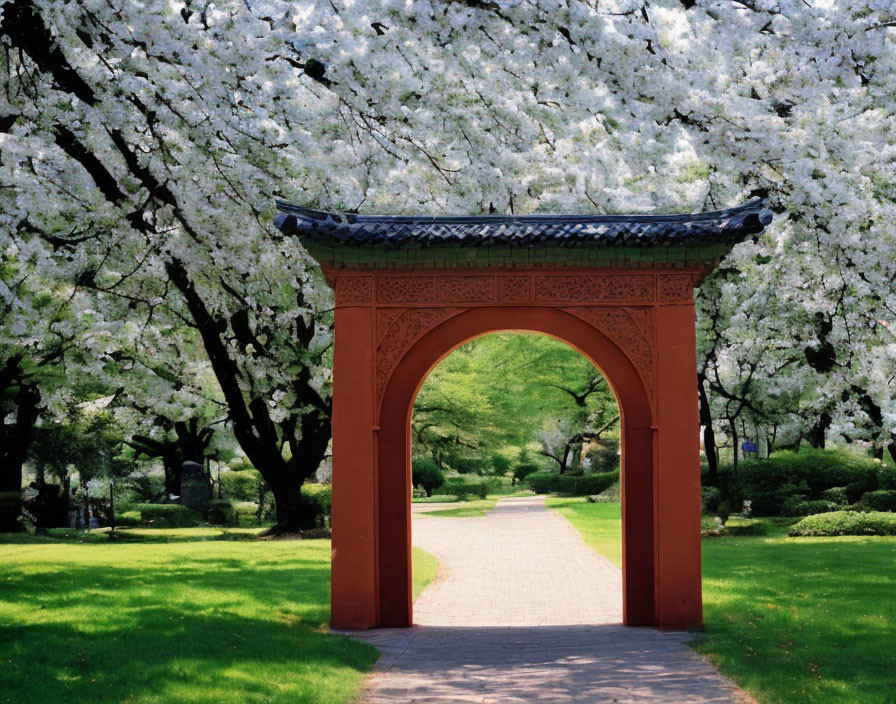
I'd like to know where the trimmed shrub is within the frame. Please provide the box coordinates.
[821,486,849,505]
[705,448,893,516]
[205,499,237,525]
[586,481,620,503]
[219,469,265,502]
[119,503,204,527]
[450,457,493,476]
[526,470,619,496]
[859,490,896,512]
[441,476,496,500]
[781,498,839,517]
[301,484,332,529]
[512,461,540,485]
[789,510,896,536]
[116,510,142,527]
[412,456,446,497]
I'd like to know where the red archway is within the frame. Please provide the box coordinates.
[275,200,772,631]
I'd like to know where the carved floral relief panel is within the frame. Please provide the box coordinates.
[535,274,655,303]
[563,307,656,397]
[376,308,462,404]
[658,273,695,302]
[334,275,374,304]
[377,276,493,304]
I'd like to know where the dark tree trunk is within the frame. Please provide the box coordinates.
[697,372,718,484]
[808,412,831,449]
[0,372,40,533]
[730,419,739,474]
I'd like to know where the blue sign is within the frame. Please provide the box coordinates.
[742,441,757,453]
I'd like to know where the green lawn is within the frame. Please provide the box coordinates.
[547,498,896,704]
[545,498,622,567]
[424,498,497,517]
[412,546,439,600]
[0,528,377,704]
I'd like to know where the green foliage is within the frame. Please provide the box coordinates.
[219,469,266,502]
[707,448,892,516]
[489,453,511,476]
[526,470,619,496]
[789,510,896,536]
[119,503,205,527]
[205,499,237,526]
[858,489,896,512]
[821,486,849,505]
[440,476,496,500]
[586,436,620,473]
[511,448,541,484]
[701,486,722,515]
[300,485,332,530]
[412,456,445,497]
[414,333,617,472]
[449,456,492,475]
[780,498,839,517]
[125,473,166,503]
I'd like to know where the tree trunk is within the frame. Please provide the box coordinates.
[730,419,739,474]
[808,412,831,449]
[697,372,718,484]
[0,381,40,533]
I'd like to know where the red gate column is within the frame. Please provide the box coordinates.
[331,302,378,629]
[653,281,703,629]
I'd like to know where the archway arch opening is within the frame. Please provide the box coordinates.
[375,307,656,628]
[408,330,625,624]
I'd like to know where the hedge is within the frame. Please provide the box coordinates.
[859,489,896,512]
[526,470,619,496]
[440,476,497,500]
[706,448,894,516]
[789,510,896,536]
[117,503,205,527]
[219,469,265,502]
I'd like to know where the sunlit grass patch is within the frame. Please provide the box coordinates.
[0,529,376,704]
[548,499,896,703]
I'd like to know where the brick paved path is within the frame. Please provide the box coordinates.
[350,496,752,703]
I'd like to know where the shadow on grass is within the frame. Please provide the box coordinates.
[0,536,377,704]
[0,527,270,545]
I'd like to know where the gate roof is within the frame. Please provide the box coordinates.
[274,199,772,270]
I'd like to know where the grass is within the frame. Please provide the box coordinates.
[547,498,896,704]
[424,498,497,517]
[0,527,377,704]
[544,497,622,567]
[412,546,439,600]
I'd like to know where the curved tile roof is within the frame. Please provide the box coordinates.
[274,199,773,247]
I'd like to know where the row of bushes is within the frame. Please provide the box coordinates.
[526,470,619,496]
[789,510,896,536]
[703,449,895,516]
[117,484,333,529]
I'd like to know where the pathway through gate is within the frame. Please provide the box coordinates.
[350,497,753,703]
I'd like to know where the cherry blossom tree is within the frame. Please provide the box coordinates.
[2,0,894,531]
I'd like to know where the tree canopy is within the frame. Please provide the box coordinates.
[1,0,894,529]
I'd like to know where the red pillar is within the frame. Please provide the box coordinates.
[653,300,703,628]
[330,305,378,629]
